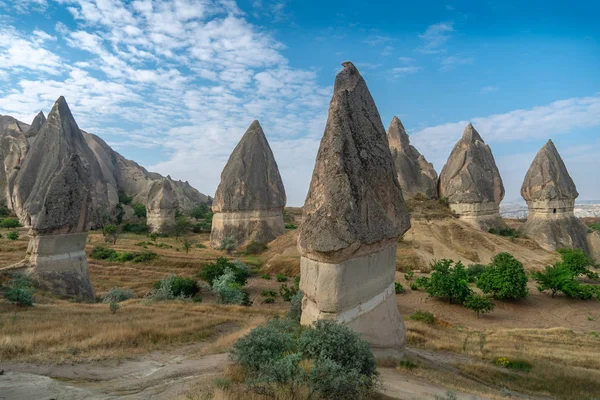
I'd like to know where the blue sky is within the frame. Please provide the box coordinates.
[0,0,598,205]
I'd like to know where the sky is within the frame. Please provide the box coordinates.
[0,0,598,206]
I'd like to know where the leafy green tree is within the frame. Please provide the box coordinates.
[477,253,529,300]
[534,263,598,299]
[182,237,193,254]
[103,224,120,245]
[199,257,249,286]
[424,259,472,304]
[189,204,209,220]
[172,215,191,240]
[3,275,35,307]
[557,248,598,279]
[118,190,133,205]
[132,203,147,219]
[463,294,495,317]
[0,217,21,228]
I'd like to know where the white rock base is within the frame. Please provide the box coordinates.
[450,202,507,231]
[300,244,405,359]
[210,209,285,249]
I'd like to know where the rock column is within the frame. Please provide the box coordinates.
[298,62,410,359]
[211,120,286,249]
[519,140,589,253]
[438,123,507,231]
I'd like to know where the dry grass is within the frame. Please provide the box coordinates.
[405,319,600,399]
[0,300,279,364]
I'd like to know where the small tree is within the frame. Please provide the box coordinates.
[7,230,19,240]
[424,259,472,304]
[103,224,120,245]
[463,294,495,317]
[477,253,529,300]
[557,248,598,279]
[182,237,193,254]
[91,208,111,235]
[218,236,237,254]
[172,215,191,240]
[3,275,34,307]
[132,203,147,219]
[189,204,209,220]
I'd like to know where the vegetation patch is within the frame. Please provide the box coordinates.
[90,246,158,263]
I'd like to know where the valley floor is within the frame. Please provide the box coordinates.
[1,228,599,399]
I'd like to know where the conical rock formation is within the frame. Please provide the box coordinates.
[26,111,46,138]
[147,178,179,232]
[438,123,507,231]
[519,140,589,253]
[3,97,95,301]
[210,120,286,248]
[387,116,437,200]
[298,62,410,359]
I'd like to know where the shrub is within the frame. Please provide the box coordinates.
[189,204,210,220]
[424,259,472,304]
[6,230,19,241]
[477,253,529,300]
[132,203,147,219]
[148,232,158,242]
[262,290,277,297]
[2,275,34,307]
[409,310,435,324]
[276,273,288,282]
[122,222,150,234]
[494,357,532,372]
[404,270,414,281]
[152,275,199,298]
[103,224,120,244]
[280,282,299,302]
[0,217,21,228]
[212,268,247,305]
[466,264,486,283]
[588,223,600,232]
[199,257,250,286]
[557,248,598,279]
[118,190,133,205]
[245,241,268,255]
[288,291,303,322]
[109,301,120,314]
[90,246,118,260]
[414,276,429,290]
[438,197,449,207]
[463,294,495,316]
[102,287,136,303]
[488,227,519,238]
[0,205,9,217]
[285,223,297,230]
[534,263,599,300]
[191,222,212,233]
[195,243,206,249]
[264,297,275,304]
[262,274,271,280]
[394,282,404,294]
[145,278,176,301]
[410,282,419,291]
[182,238,194,254]
[218,236,236,254]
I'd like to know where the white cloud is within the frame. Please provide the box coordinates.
[391,66,422,77]
[417,22,454,54]
[480,85,499,94]
[0,28,62,75]
[398,57,415,64]
[440,55,473,69]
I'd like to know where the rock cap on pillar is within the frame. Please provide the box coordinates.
[26,111,46,138]
[212,120,286,213]
[299,62,410,263]
[387,116,438,200]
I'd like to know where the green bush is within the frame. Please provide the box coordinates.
[122,222,150,234]
[466,264,486,283]
[109,301,120,314]
[409,310,435,324]
[245,241,268,255]
[488,227,519,238]
[132,203,147,219]
[534,263,599,300]
[557,248,598,279]
[588,223,600,232]
[199,257,250,286]
[118,190,133,205]
[414,276,429,290]
[195,243,206,249]
[404,270,414,281]
[285,223,297,230]
[424,259,472,304]
[102,287,136,303]
[90,246,118,260]
[394,282,404,294]
[212,268,248,305]
[0,205,9,217]
[463,294,495,316]
[477,253,529,300]
[276,273,288,282]
[218,236,236,253]
[189,204,210,220]
[280,282,299,302]
[410,282,419,291]
[264,297,275,304]
[288,291,303,322]
[2,275,34,307]
[152,275,199,298]
[0,217,21,229]
[231,318,377,399]
[262,290,277,297]
[262,274,271,280]
[6,230,19,241]
[191,222,212,234]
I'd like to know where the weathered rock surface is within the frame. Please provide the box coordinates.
[387,116,437,200]
[519,140,589,253]
[210,120,286,248]
[298,62,410,359]
[438,123,507,231]
[3,97,96,301]
[0,112,210,232]
[147,179,179,232]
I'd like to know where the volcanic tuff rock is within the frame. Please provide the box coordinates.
[438,123,507,231]
[0,112,210,231]
[147,178,179,232]
[210,120,286,248]
[298,62,410,359]
[3,97,96,301]
[519,140,589,253]
[387,116,438,200]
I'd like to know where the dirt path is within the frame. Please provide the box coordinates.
[1,345,546,400]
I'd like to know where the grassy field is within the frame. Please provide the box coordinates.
[1,225,600,399]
